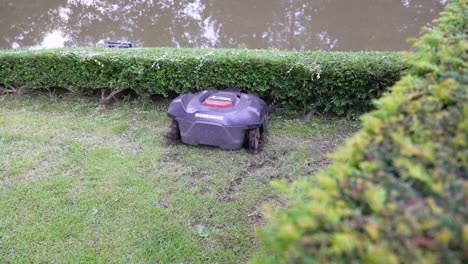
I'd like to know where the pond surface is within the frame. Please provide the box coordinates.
[0,0,446,51]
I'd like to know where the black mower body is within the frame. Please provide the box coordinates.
[167,89,268,150]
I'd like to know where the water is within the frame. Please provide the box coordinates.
[0,0,446,51]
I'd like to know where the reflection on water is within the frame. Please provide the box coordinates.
[0,0,446,51]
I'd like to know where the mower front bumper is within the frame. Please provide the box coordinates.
[177,119,246,150]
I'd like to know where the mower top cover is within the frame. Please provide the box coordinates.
[167,89,268,151]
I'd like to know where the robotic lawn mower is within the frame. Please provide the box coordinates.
[167,89,268,151]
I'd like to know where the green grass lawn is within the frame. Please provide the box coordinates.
[0,95,358,263]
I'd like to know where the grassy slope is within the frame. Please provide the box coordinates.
[0,95,357,263]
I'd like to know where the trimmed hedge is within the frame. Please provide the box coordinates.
[253,1,467,263]
[0,47,406,116]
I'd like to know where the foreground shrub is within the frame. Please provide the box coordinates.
[254,0,467,263]
[0,48,405,116]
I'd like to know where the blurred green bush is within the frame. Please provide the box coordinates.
[253,0,467,263]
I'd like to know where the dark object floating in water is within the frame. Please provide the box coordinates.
[107,41,132,48]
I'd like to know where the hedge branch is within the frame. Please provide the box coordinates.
[0,85,29,95]
[100,88,129,105]
[63,87,83,96]
[302,107,318,123]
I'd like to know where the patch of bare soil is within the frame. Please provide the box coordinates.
[222,155,277,202]
[247,125,359,228]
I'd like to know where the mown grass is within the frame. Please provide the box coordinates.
[0,95,358,263]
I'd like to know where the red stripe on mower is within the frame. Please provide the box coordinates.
[203,100,233,108]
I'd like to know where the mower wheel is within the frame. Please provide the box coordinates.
[168,119,181,142]
[261,114,269,135]
[248,127,260,152]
